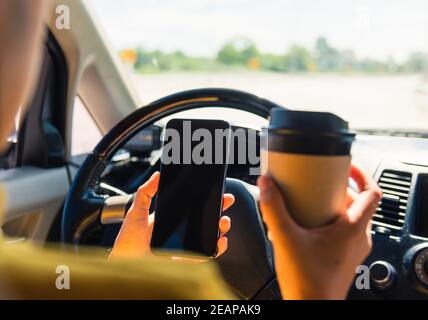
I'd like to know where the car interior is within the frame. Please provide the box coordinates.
[1,0,428,300]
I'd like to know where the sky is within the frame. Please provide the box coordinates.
[89,0,428,62]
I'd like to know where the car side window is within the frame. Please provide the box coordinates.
[71,96,102,156]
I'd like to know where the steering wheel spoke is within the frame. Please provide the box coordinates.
[100,194,133,225]
[70,191,106,245]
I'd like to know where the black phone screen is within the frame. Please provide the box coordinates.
[150,119,230,258]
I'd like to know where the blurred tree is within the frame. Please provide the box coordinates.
[340,50,357,72]
[135,47,153,68]
[314,37,340,71]
[385,55,400,73]
[260,54,289,72]
[405,52,428,73]
[217,43,241,65]
[286,46,314,72]
[130,36,428,75]
[217,38,259,66]
[241,43,259,63]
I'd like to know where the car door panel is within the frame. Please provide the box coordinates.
[0,167,69,241]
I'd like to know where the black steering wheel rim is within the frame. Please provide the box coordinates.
[61,88,281,245]
[96,88,279,159]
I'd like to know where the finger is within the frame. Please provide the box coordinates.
[350,164,369,192]
[133,171,160,210]
[216,236,228,257]
[219,216,231,235]
[257,175,300,238]
[350,164,382,197]
[222,194,235,212]
[347,189,381,225]
[343,187,358,209]
[127,171,160,222]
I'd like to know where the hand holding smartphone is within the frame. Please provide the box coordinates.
[150,119,231,259]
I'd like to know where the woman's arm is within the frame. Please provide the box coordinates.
[257,164,382,300]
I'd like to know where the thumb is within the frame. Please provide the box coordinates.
[257,175,300,240]
[126,171,160,224]
[110,172,160,259]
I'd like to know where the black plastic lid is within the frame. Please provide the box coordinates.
[269,108,353,136]
[264,108,356,155]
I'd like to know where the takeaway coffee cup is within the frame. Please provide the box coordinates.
[261,108,356,228]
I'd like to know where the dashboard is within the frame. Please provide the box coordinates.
[349,136,428,299]
[100,123,428,300]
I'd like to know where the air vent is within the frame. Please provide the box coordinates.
[372,170,412,238]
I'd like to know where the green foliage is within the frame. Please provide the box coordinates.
[135,48,223,73]
[260,54,288,72]
[217,38,259,65]
[314,37,342,71]
[286,46,314,72]
[405,52,428,73]
[131,37,428,74]
[217,43,241,65]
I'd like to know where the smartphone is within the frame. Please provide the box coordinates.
[150,119,231,259]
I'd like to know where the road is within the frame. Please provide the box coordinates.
[131,72,428,130]
[72,72,428,155]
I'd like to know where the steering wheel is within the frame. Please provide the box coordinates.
[61,88,283,299]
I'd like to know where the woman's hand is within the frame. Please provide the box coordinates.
[257,164,382,300]
[109,171,235,260]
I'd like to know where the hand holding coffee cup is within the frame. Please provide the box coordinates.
[261,108,356,228]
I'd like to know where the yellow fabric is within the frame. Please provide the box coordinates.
[0,185,5,230]
[0,243,234,299]
[0,164,232,300]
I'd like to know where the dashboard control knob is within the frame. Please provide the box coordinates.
[369,261,396,289]
[403,243,428,293]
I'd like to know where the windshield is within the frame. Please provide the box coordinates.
[90,0,428,131]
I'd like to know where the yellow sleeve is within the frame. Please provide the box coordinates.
[0,243,235,300]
